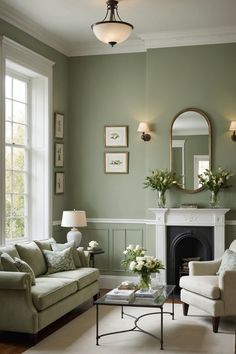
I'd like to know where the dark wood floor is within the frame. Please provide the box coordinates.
[0,290,181,354]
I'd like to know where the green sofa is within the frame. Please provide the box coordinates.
[0,239,100,340]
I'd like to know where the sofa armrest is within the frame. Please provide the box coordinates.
[77,247,90,267]
[189,259,222,275]
[0,271,31,289]
[219,270,236,314]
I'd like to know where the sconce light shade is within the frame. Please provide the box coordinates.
[229,121,236,141]
[137,122,151,142]
[61,210,87,247]
[91,0,133,47]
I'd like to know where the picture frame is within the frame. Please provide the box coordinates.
[55,143,64,167]
[55,172,64,194]
[104,152,129,174]
[54,113,64,139]
[104,125,128,147]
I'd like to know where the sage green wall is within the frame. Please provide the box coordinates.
[68,53,147,218]
[0,19,69,239]
[68,44,236,220]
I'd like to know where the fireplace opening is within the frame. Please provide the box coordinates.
[167,226,214,293]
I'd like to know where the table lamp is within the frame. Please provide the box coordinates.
[61,210,87,247]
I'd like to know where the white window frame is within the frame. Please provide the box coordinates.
[0,36,54,244]
[194,155,209,189]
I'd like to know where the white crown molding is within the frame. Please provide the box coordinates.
[140,26,236,49]
[68,39,145,57]
[0,3,70,56]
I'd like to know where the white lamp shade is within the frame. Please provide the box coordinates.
[61,210,87,228]
[229,121,236,131]
[137,122,150,133]
[92,21,133,45]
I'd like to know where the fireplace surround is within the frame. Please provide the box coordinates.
[149,208,229,284]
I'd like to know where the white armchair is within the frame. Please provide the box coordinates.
[179,239,236,332]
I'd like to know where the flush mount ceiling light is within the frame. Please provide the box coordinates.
[91,0,134,47]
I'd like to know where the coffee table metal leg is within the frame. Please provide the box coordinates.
[160,305,164,350]
[121,305,124,319]
[96,304,99,345]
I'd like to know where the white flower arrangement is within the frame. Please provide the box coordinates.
[88,240,99,249]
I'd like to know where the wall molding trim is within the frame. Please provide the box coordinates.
[53,217,236,226]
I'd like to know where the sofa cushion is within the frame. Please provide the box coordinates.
[180,275,220,300]
[0,253,19,272]
[52,242,82,268]
[32,277,77,311]
[0,245,20,259]
[43,247,76,274]
[217,249,236,275]
[46,267,100,290]
[14,257,36,285]
[15,242,47,277]
[35,238,56,251]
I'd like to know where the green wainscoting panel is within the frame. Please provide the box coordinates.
[225,224,236,248]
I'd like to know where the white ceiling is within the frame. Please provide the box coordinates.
[0,0,236,56]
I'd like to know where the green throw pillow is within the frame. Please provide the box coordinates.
[0,253,19,272]
[217,249,236,275]
[43,247,76,274]
[15,242,47,277]
[51,241,82,268]
[14,257,36,285]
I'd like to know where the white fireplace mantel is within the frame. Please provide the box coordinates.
[149,208,230,283]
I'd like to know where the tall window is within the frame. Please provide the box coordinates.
[5,73,30,241]
[1,37,54,245]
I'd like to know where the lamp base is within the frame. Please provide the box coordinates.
[67,228,82,247]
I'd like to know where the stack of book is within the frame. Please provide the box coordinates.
[135,288,160,302]
[105,288,135,303]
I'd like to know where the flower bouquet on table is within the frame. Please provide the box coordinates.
[121,244,165,291]
[144,169,177,208]
[87,240,101,251]
[198,167,234,208]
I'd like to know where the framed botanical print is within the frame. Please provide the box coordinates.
[104,125,128,147]
[55,172,64,194]
[105,152,129,174]
[55,143,64,167]
[54,113,64,139]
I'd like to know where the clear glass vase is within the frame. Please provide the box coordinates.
[209,190,219,208]
[138,273,152,290]
[157,190,166,208]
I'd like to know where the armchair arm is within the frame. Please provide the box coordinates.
[189,259,222,275]
[219,270,236,315]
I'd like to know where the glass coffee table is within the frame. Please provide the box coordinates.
[94,285,175,350]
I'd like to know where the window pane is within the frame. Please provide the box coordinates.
[5,172,11,193]
[5,122,12,144]
[5,99,12,121]
[5,147,12,170]
[13,195,24,216]
[5,218,11,239]
[13,172,25,193]
[13,101,26,124]
[5,76,12,99]
[5,194,12,217]
[13,218,25,238]
[13,148,25,171]
[13,78,27,103]
[13,123,26,145]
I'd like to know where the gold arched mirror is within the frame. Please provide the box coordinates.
[170,108,211,193]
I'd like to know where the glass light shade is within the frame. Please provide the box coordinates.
[229,121,236,131]
[92,21,133,45]
[137,122,150,133]
[61,210,87,228]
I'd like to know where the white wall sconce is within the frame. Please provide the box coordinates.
[229,121,236,141]
[61,210,87,247]
[137,122,151,142]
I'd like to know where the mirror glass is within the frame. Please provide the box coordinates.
[170,108,211,193]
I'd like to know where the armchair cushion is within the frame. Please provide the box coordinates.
[180,275,220,300]
[217,249,236,275]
